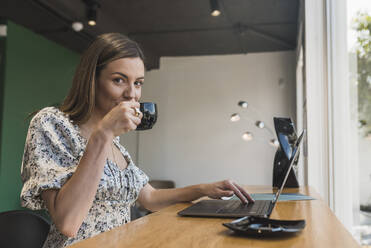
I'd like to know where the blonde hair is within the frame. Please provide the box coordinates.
[59,33,144,124]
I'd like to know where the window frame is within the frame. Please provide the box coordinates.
[304,0,359,231]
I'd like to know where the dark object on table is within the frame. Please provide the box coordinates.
[223,216,305,236]
[273,117,300,188]
[273,149,300,188]
[0,210,50,248]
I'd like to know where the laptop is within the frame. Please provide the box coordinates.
[178,118,305,218]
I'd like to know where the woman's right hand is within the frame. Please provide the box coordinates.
[97,101,142,138]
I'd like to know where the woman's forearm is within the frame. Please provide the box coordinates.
[43,129,112,237]
[139,180,253,212]
[139,184,206,212]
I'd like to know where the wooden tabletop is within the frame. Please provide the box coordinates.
[69,186,360,248]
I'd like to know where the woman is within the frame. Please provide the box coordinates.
[20,33,254,248]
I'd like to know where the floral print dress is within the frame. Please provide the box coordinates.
[20,107,149,248]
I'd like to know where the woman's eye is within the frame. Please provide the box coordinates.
[113,78,123,84]
[135,81,144,86]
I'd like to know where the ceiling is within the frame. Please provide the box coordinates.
[1,0,299,70]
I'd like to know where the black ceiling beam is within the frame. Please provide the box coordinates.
[237,23,295,49]
[129,23,295,50]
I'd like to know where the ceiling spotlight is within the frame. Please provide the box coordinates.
[230,113,241,122]
[210,0,221,17]
[242,132,253,141]
[255,121,265,129]
[85,0,100,26]
[88,9,97,26]
[71,22,84,32]
[88,20,96,26]
[238,101,248,109]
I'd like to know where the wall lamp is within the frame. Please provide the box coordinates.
[210,0,221,17]
[230,100,279,147]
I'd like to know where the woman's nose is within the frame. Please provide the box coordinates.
[123,84,136,99]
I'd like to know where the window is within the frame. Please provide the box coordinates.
[347,0,371,245]
[304,0,371,244]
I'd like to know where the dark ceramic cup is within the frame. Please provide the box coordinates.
[136,102,157,130]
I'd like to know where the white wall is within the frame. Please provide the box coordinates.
[131,52,296,188]
[120,131,138,164]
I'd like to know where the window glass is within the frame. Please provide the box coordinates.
[348,0,371,245]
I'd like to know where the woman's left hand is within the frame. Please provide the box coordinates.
[201,180,255,204]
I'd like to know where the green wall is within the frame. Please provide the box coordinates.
[0,21,79,211]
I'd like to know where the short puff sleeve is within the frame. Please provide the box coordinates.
[20,108,81,210]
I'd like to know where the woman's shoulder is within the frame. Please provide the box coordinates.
[27,106,85,155]
[30,106,73,128]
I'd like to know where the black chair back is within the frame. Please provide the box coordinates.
[0,210,50,248]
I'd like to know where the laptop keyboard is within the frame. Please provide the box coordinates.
[216,200,271,216]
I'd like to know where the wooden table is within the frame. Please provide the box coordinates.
[69,186,360,248]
